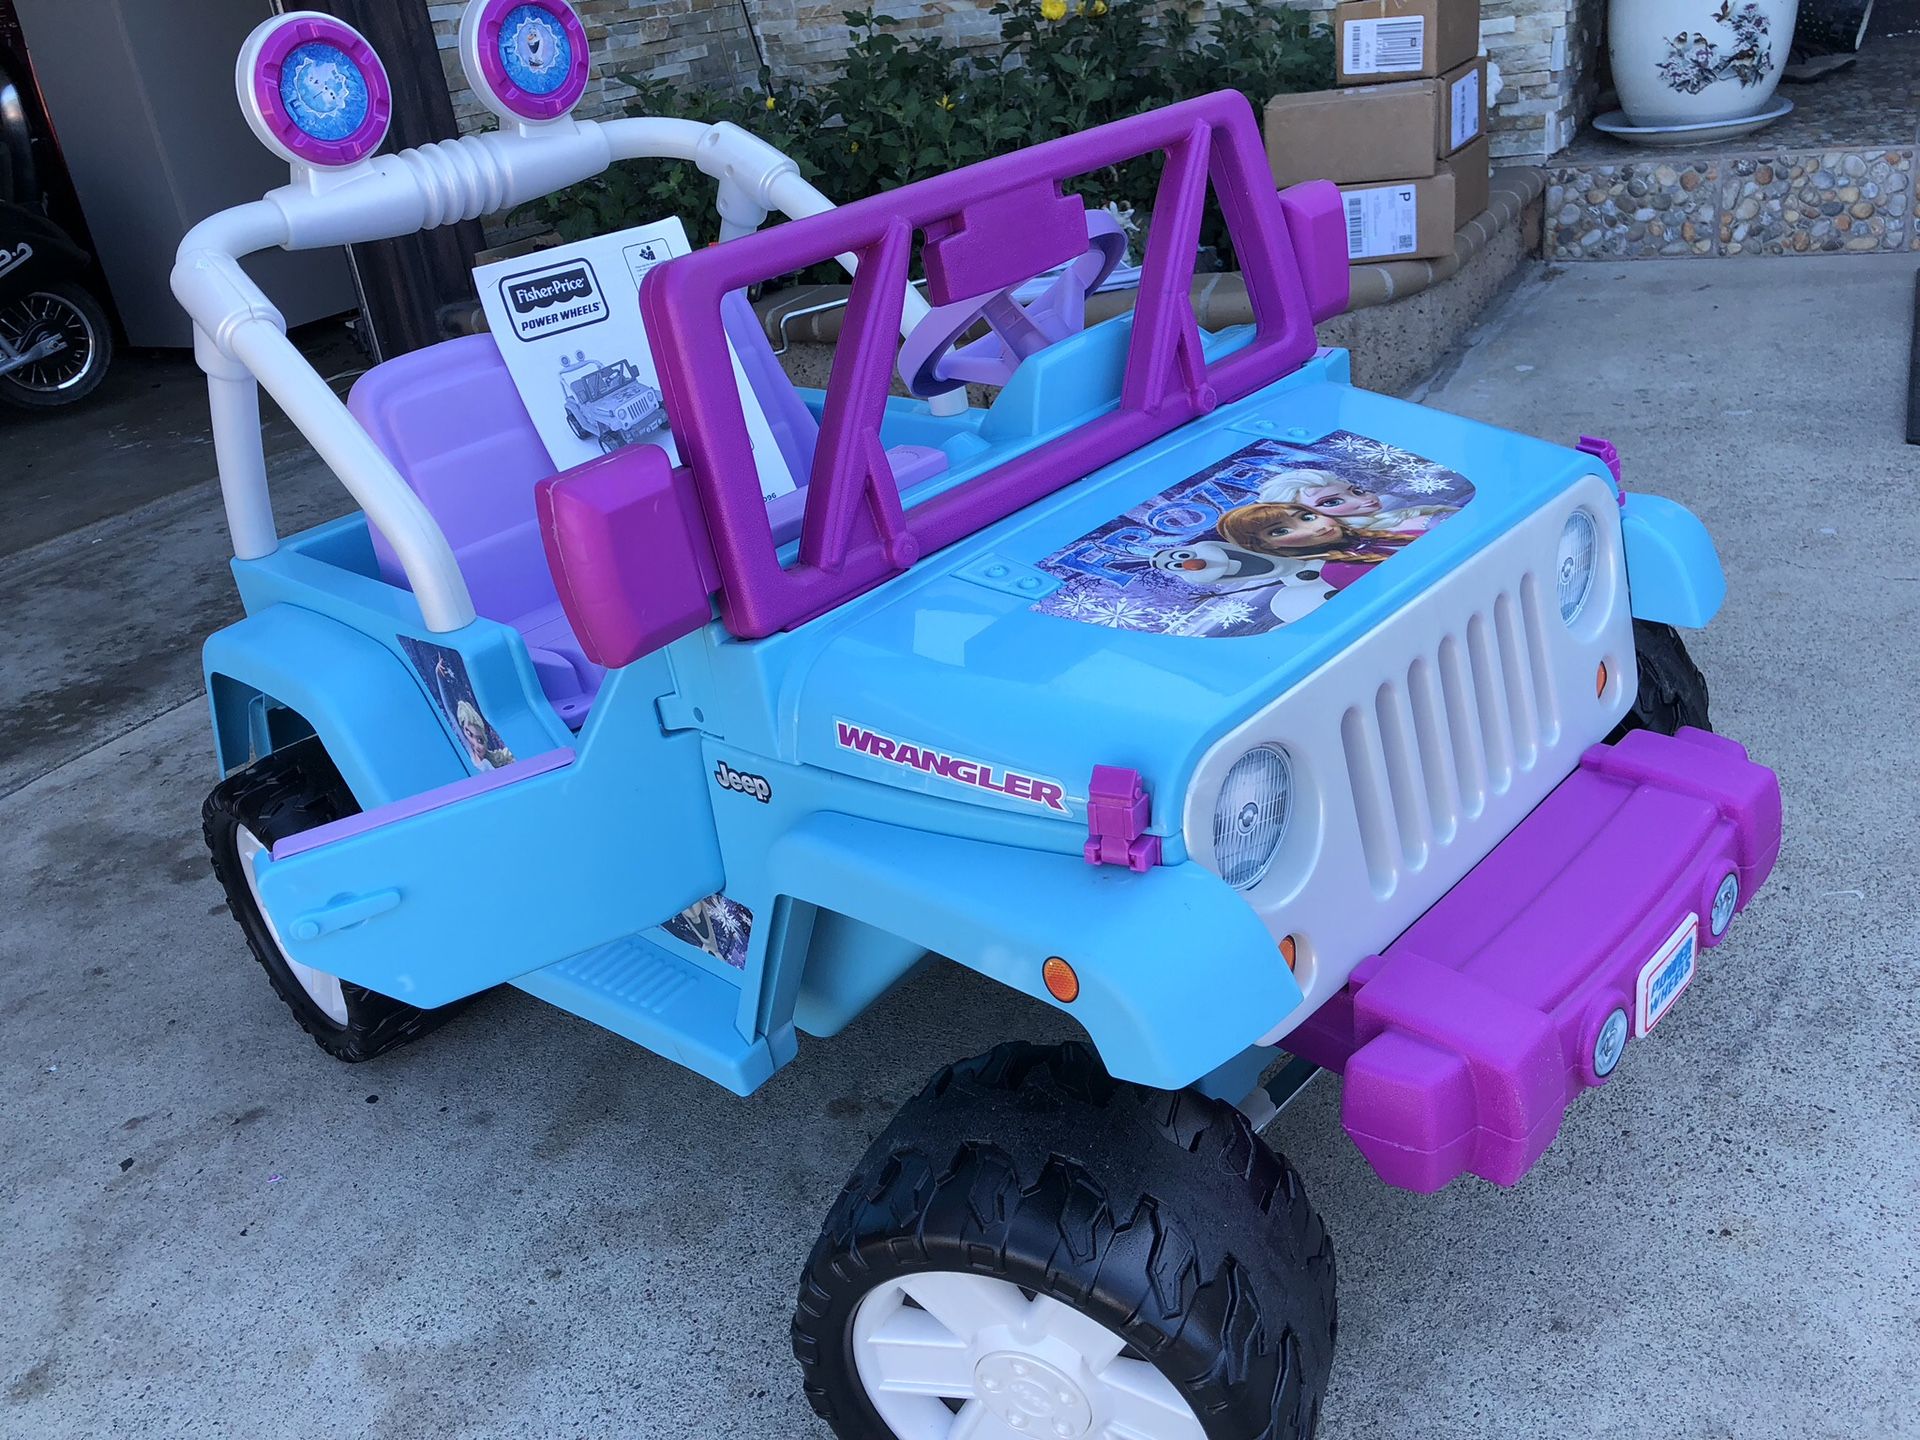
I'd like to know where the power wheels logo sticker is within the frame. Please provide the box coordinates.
[714,759,772,803]
[498,258,608,341]
[835,721,1068,813]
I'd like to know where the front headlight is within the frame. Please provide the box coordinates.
[1555,509,1598,625]
[1213,745,1292,889]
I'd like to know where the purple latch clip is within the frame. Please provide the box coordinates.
[1084,766,1162,873]
[1575,435,1626,505]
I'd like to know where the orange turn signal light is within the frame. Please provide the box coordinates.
[1042,956,1080,1004]
[1596,660,1609,697]
[1279,935,1298,970]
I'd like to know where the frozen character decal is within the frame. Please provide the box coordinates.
[662,892,755,969]
[1032,431,1475,637]
[499,5,574,96]
[1255,467,1455,536]
[1214,502,1417,593]
[398,637,517,772]
[279,42,370,143]
[454,698,515,771]
[1147,539,1336,625]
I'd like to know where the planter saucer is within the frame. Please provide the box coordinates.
[1592,98,1794,147]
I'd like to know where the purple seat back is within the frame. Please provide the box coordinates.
[348,333,561,624]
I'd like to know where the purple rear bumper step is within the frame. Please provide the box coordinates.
[1288,727,1782,1193]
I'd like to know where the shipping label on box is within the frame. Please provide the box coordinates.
[1343,14,1427,75]
[1342,184,1419,260]
[1336,0,1480,84]
[1447,64,1482,150]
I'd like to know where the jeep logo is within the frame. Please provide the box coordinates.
[714,760,772,803]
[497,258,608,341]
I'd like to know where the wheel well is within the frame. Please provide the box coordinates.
[209,675,320,781]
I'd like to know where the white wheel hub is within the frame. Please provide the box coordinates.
[973,1351,1092,1437]
[851,1272,1205,1440]
[236,826,350,1028]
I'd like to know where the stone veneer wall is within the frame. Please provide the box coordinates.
[433,1,1173,133]
[434,0,1599,159]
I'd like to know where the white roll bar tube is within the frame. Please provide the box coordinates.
[173,117,958,633]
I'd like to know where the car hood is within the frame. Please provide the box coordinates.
[776,369,1606,839]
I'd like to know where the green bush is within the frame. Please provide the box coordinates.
[518,0,1334,276]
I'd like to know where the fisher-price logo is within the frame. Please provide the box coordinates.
[835,721,1068,813]
[498,258,609,341]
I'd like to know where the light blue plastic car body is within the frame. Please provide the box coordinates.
[205,325,1726,1097]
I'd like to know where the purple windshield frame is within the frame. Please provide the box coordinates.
[250,16,392,169]
[473,0,591,122]
[640,91,1331,640]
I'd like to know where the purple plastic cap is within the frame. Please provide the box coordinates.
[249,15,392,168]
[473,0,591,122]
[1576,435,1623,484]
[1084,765,1162,873]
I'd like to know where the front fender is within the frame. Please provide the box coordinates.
[203,605,464,806]
[769,813,1301,1090]
[1623,493,1727,628]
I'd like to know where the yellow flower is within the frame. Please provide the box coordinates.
[1040,0,1067,19]
[938,93,955,110]
[1092,0,1107,11]
[850,139,860,151]
[764,95,777,110]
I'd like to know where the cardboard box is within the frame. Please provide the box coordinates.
[1438,56,1487,156]
[1337,136,1490,262]
[1335,0,1480,83]
[1266,81,1441,187]
[1264,60,1487,187]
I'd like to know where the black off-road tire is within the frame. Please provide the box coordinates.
[204,737,467,1062]
[794,1042,1338,1439]
[1610,619,1712,740]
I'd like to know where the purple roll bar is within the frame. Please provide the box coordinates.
[640,91,1337,639]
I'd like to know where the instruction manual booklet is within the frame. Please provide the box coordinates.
[474,216,796,502]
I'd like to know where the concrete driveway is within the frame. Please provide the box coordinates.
[3,255,1916,1438]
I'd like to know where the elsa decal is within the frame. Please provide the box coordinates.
[1254,467,1454,536]
[397,637,517,772]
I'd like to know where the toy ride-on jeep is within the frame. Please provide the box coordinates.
[176,4,1781,1435]
[559,350,665,451]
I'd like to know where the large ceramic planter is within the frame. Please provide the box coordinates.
[1610,0,1800,127]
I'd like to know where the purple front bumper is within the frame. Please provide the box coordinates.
[1289,727,1782,1193]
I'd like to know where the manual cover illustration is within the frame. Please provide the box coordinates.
[1031,431,1475,637]
[474,218,796,502]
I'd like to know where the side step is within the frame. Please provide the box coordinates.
[513,934,791,1095]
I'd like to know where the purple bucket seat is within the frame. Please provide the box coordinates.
[348,332,610,727]
[349,291,949,725]
[347,289,845,726]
